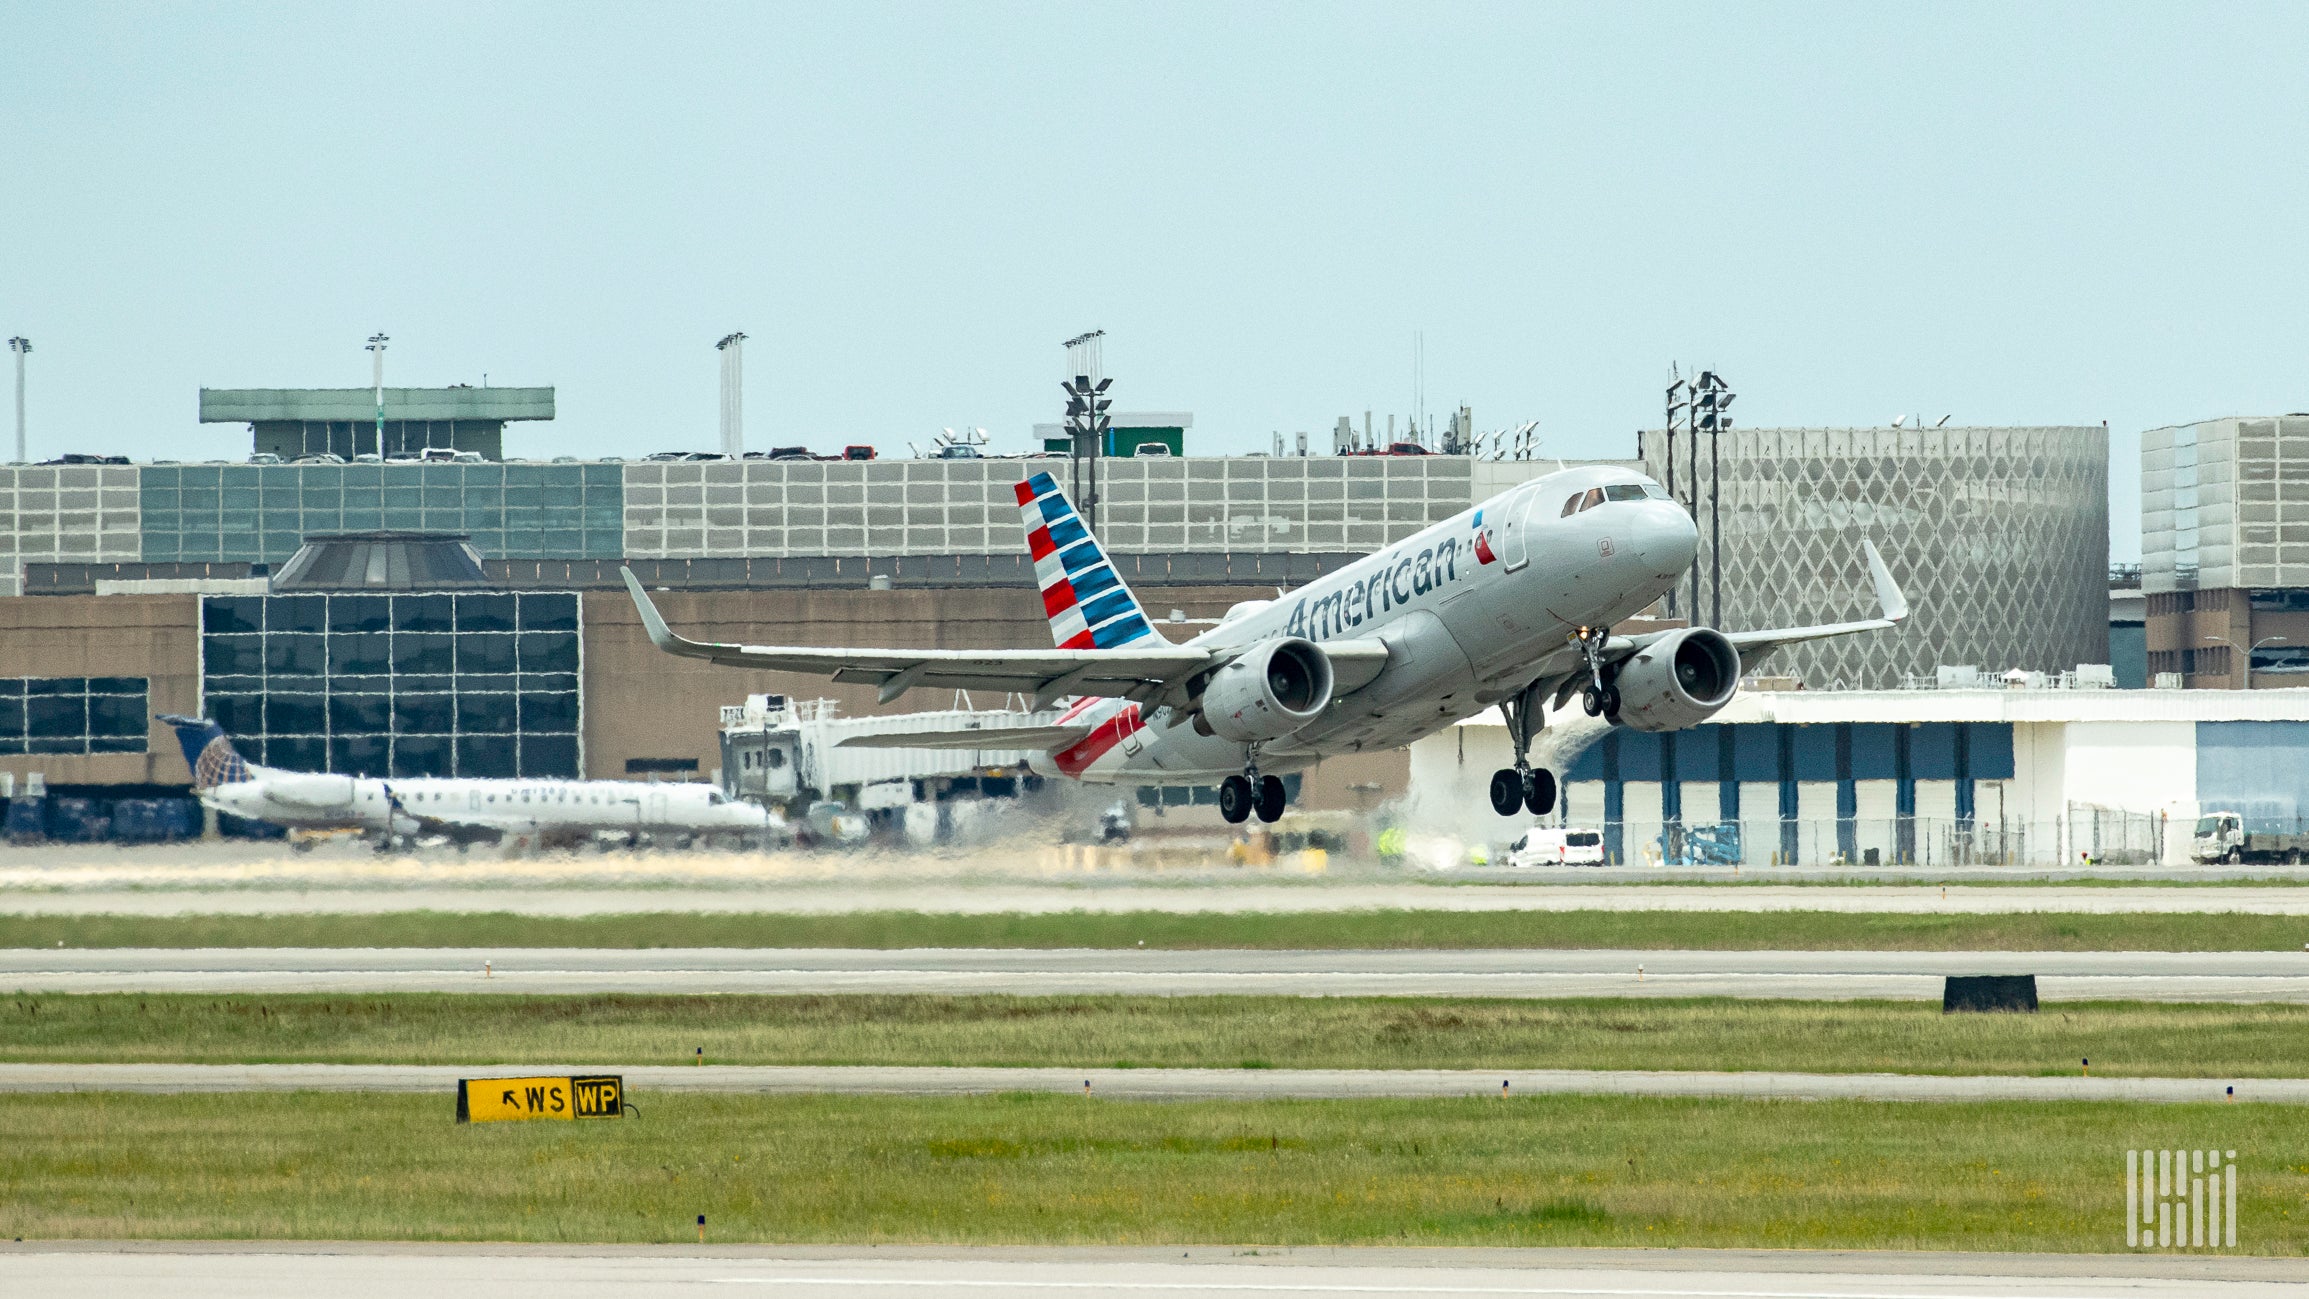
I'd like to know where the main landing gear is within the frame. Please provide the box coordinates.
[1489,678,1557,817]
[1219,745,1287,825]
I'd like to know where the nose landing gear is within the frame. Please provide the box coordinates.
[1574,625,1620,718]
[1488,678,1558,817]
[1219,745,1288,825]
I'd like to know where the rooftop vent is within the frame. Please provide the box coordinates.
[270,531,492,591]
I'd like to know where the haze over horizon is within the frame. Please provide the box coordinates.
[10,4,2309,560]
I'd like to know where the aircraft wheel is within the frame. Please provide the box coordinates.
[1489,769,1524,816]
[1600,685,1622,719]
[1581,684,1605,717]
[1218,775,1253,824]
[1525,768,1557,817]
[1255,775,1287,823]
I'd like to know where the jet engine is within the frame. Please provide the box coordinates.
[1200,637,1335,742]
[1611,627,1740,733]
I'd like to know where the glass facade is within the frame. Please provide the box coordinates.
[141,463,622,565]
[199,592,581,778]
[0,465,142,591]
[618,457,1497,559]
[0,676,149,755]
[2144,416,2309,596]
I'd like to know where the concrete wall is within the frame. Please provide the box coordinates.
[0,594,201,786]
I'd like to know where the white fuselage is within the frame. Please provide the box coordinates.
[200,771,772,838]
[1033,465,1699,783]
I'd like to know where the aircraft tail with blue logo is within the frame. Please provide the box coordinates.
[158,714,261,790]
[1013,471,1170,650]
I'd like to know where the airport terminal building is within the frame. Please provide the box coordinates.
[0,389,2132,843]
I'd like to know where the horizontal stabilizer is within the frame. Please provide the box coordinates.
[836,725,1093,752]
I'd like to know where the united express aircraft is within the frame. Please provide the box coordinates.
[623,465,1905,825]
[159,714,774,847]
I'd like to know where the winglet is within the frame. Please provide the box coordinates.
[620,566,686,653]
[1862,540,1908,624]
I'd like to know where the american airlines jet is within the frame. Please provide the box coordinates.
[622,464,1905,825]
[160,715,775,847]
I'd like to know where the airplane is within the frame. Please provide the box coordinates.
[619,463,1906,826]
[159,714,779,848]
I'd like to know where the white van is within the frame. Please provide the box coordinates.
[1507,826,1606,867]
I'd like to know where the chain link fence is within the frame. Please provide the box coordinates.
[1589,806,2172,867]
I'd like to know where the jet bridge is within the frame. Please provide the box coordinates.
[718,695,1055,807]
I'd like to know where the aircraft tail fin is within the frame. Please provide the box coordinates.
[1014,471,1170,650]
[157,713,256,790]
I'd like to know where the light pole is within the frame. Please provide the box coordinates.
[1663,369,1687,619]
[1692,370,1735,629]
[365,333,389,457]
[1061,331,1110,534]
[6,337,27,464]
[716,332,747,457]
[2206,634,2286,686]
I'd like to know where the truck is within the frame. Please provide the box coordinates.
[2191,810,2309,864]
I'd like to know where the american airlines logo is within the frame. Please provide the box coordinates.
[1283,535,1470,642]
[2127,1149,2237,1249]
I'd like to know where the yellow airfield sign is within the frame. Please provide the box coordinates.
[457,1074,625,1123]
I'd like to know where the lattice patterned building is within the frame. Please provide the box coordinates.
[1640,425,2109,690]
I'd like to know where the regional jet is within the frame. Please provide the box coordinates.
[621,465,1905,825]
[159,714,777,848]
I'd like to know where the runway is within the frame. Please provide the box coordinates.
[7,946,2307,1001]
[8,881,2309,916]
[1,1244,2302,1298]
[0,1060,2296,1102]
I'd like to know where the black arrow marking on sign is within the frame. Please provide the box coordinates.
[502,1090,517,1107]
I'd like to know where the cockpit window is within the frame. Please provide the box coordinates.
[1579,487,1605,511]
[1642,482,1670,500]
[1604,484,1647,502]
[1561,494,1583,517]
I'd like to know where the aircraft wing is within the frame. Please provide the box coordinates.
[835,725,1095,752]
[1606,539,1909,669]
[621,568,1212,705]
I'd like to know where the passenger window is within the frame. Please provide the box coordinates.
[1579,488,1604,511]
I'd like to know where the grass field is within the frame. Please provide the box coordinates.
[0,1091,2298,1251]
[9,993,2309,1077]
[8,907,2309,950]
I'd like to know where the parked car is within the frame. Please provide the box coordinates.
[292,453,346,464]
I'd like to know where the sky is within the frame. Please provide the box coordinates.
[8,5,2309,561]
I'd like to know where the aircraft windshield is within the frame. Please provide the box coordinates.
[1565,483,1667,514]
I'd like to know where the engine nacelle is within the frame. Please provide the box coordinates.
[1201,637,1335,743]
[1612,627,1740,733]
[261,773,357,809]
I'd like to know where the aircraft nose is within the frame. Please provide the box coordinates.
[1635,501,1699,571]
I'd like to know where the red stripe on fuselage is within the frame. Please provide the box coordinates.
[1055,703,1142,778]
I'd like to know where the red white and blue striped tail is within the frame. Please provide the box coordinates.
[1014,471,1168,650]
